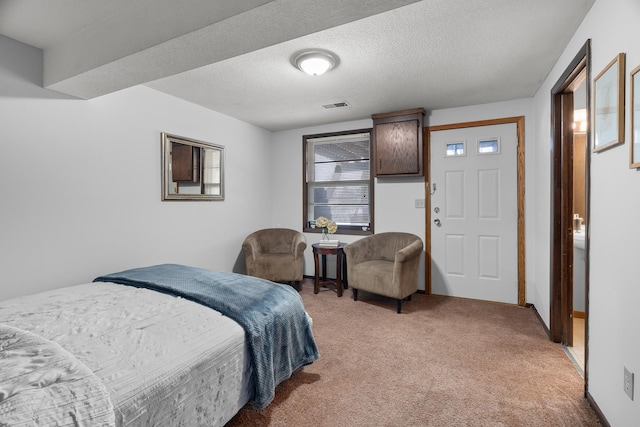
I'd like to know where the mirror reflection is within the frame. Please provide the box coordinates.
[161,132,224,201]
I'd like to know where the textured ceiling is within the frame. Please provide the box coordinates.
[0,0,595,131]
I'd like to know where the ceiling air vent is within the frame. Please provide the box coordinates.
[322,101,350,110]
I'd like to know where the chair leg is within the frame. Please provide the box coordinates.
[407,294,412,301]
[397,299,402,314]
[290,281,301,291]
[353,288,358,301]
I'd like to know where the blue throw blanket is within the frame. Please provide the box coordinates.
[93,264,319,409]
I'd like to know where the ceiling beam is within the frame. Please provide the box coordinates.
[44,0,420,99]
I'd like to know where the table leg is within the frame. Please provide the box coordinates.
[321,254,327,281]
[313,252,320,294]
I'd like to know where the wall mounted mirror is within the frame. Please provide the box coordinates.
[161,132,224,201]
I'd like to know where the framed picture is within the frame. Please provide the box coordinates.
[631,64,640,168]
[593,53,625,152]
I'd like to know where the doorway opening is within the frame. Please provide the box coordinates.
[550,40,591,382]
[567,75,588,375]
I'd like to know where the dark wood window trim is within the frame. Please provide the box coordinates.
[303,128,374,236]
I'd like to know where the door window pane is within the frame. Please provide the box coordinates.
[446,141,466,156]
[477,138,501,155]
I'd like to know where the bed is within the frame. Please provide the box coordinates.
[0,264,320,426]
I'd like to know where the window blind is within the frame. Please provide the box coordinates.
[306,132,371,228]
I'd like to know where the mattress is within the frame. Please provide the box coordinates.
[0,282,252,426]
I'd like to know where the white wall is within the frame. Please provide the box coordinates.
[271,118,424,280]
[270,98,534,295]
[530,0,640,425]
[269,120,390,282]
[0,35,274,301]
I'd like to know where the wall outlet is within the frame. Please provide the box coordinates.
[414,198,425,208]
[624,367,634,400]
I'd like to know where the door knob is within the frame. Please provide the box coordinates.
[434,218,441,227]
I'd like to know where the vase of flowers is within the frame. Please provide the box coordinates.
[315,216,337,241]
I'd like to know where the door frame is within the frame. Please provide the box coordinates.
[549,40,591,381]
[425,117,526,306]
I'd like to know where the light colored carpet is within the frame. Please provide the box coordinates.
[227,280,600,426]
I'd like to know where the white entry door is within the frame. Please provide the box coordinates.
[430,123,518,304]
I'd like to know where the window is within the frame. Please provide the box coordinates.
[477,138,500,155]
[446,141,466,156]
[303,129,373,234]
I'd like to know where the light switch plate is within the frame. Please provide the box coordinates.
[624,367,634,400]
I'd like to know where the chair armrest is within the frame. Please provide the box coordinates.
[344,238,372,266]
[242,235,262,260]
[395,239,423,263]
[291,233,307,258]
[392,239,423,297]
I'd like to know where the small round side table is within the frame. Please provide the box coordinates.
[312,242,348,297]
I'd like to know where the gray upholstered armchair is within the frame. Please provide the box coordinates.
[242,228,307,290]
[344,232,423,313]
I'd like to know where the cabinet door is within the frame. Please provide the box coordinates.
[372,108,425,177]
[375,119,421,175]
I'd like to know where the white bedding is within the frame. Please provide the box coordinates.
[0,324,115,426]
[0,282,252,426]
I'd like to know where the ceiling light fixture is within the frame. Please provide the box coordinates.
[293,50,338,76]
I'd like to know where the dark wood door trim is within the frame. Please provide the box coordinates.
[561,92,575,347]
[550,39,591,389]
[550,40,591,343]
[425,116,526,306]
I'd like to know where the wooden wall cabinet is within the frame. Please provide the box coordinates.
[372,108,425,177]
